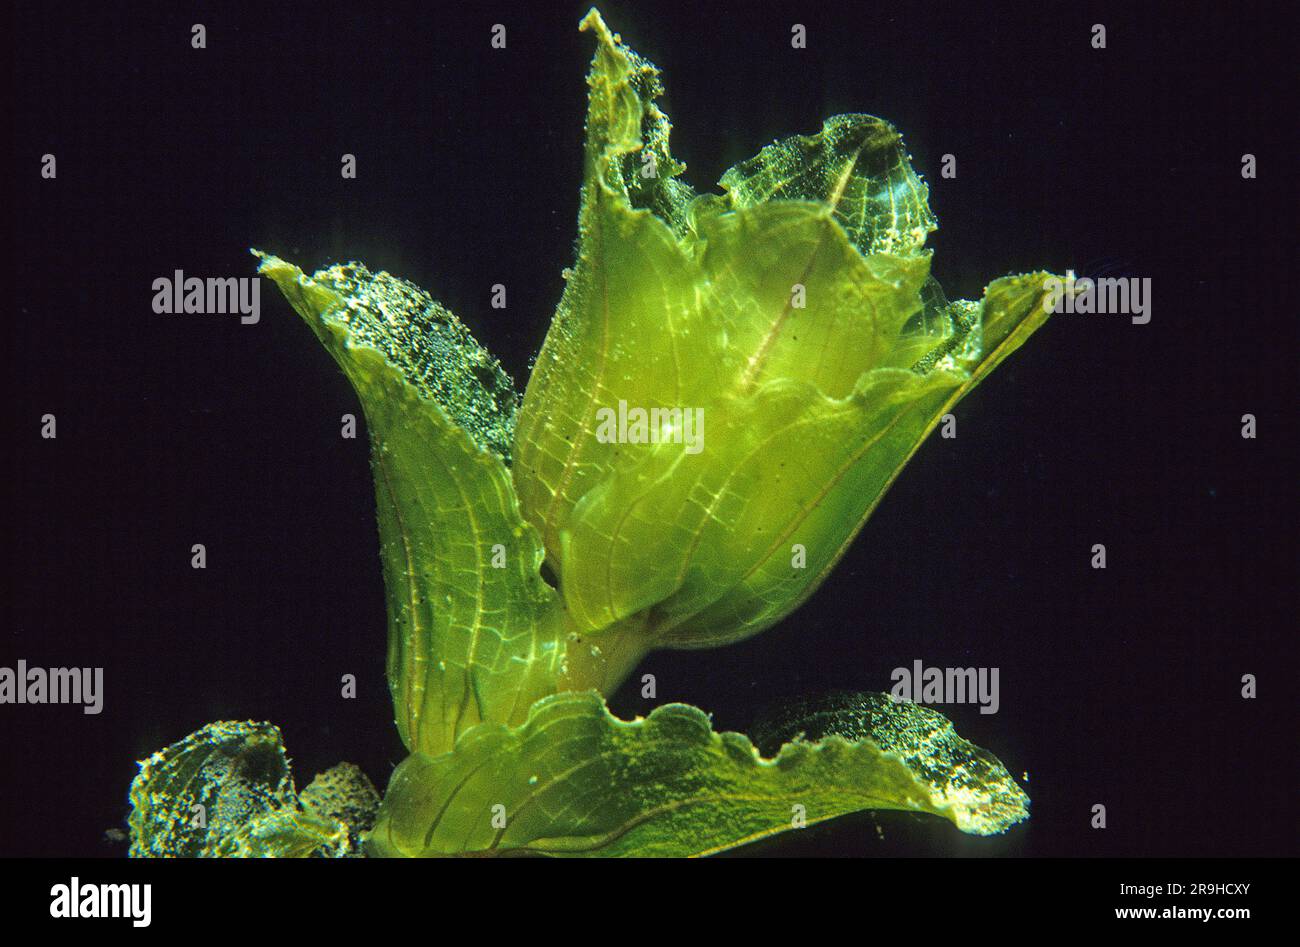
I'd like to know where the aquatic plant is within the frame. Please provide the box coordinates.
[131,9,1055,857]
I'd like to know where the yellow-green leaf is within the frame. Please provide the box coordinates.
[257,253,580,755]
[367,691,1029,857]
[512,10,1059,649]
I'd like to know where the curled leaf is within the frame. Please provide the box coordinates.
[256,254,649,754]
[513,10,1059,650]
[367,691,1028,857]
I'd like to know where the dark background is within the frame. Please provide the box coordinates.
[5,0,1294,858]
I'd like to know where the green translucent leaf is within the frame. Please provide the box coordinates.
[367,691,1028,857]
[256,254,587,755]
[719,113,937,257]
[512,10,701,565]
[589,274,1055,646]
[513,10,1059,649]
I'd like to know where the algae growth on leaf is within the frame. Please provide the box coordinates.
[133,7,1054,857]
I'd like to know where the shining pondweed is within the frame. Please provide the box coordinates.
[130,8,1056,858]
